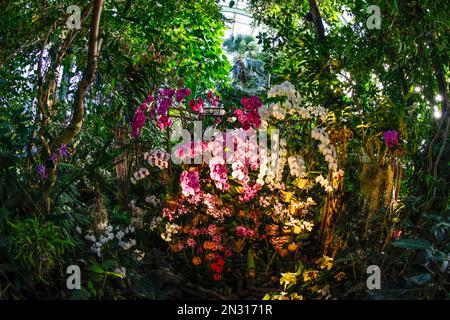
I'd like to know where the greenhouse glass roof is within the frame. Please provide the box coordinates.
[220,0,265,39]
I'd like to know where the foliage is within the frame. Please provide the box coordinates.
[8,217,73,277]
[223,34,268,95]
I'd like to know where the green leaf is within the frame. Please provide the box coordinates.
[392,238,432,250]
[0,236,8,247]
[104,271,125,279]
[90,264,104,274]
[70,287,91,300]
[393,0,398,11]
[408,273,432,285]
[0,207,11,220]
[103,259,115,270]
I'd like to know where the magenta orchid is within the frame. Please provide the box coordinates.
[383,130,399,148]
[234,96,262,130]
[180,170,201,197]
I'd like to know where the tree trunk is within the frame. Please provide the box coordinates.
[43,0,104,213]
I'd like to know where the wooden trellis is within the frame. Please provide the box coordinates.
[113,125,164,208]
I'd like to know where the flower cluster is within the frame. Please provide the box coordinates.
[270,102,286,120]
[208,156,229,191]
[37,164,47,181]
[265,254,338,300]
[294,106,327,121]
[36,143,70,181]
[259,138,288,186]
[187,90,223,116]
[267,81,327,122]
[149,216,163,231]
[285,217,314,234]
[133,249,145,261]
[383,130,399,148]
[180,170,201,197]
[144,149,170,169]
[234,96,262,130]
[235,225,257,239]
[146,189,235,280]
[267,81,301,104]
[259,195,275,207]
[145,195,160,207]
[176,88,192,102]
[206,90,224,115]
[153,89,177,129]
[311,127,338,172]
[132,96,152,138]
[137,81,347,284]
[239,182,261,203]
[82,224,136,257]
[189,97,204,113]
[131,149,171,184]
[129,200,145,229]
[288,155,307,178]
[161,223,181,242]
[131,167,150,184]
[270,236,290,255]
[132,87,193,138]
[315,175,334,193]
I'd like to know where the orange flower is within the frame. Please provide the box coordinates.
[205,253,216,261]
[271,236,289,251]
[278,249,289,257]
[287,243,299,252]
[265,224,279,236]
[181,227,191,234]
[203,241,217,251]
[166,200,178,210]
[170,242,184,253]
[192,215,201,226]
[192,256,202,266]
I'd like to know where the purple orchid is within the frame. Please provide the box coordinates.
[58,144,68,158]
[383,130,399,148]
[37,164,48,181]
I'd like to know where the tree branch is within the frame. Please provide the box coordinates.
[427,39,449,177]
[308,0,326,43]
[52,0,104,149]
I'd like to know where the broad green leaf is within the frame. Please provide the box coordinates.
[408,273,432,285]
[392,238,432,250]
[0,207,11,220]
[70,287,91,300]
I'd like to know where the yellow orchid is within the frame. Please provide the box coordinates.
[272,291,290,300]
[319,255,334,270]
[293,225,302,234]
[290,293,303,300]
[334,272,346,281]
[280,272,297,287]
[281,190,294,202]
[302,270,319,282]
